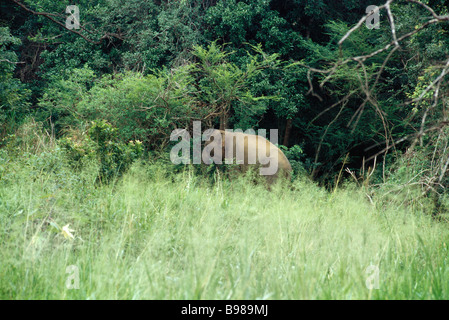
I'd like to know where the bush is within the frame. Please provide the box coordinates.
[60,120,143,183]
[280,144,306,180]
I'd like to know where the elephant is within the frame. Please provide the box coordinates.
[202,129,292,185]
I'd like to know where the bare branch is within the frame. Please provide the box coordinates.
[407,0,449,20]
[301,0,449,179]
[385,0,399,47]
[0,58,25,64]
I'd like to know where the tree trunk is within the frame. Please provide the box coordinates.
[219,105,229,130]
[283,118,292,146]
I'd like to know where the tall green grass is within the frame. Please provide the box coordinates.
[1,151,448,299]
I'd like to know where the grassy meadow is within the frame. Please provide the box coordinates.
[1,148,449,300]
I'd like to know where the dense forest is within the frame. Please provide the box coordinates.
[2,0,449,187]
[2,0,449,300]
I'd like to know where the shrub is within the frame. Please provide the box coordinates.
[280,144,306,180]
[60,120,143,183]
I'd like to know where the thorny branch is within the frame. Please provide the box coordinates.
[304,0,449,182]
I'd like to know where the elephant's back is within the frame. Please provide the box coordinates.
[226,131,292,172]
[254,134,293,173]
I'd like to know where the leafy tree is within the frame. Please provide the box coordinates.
[192,42,282,130]
[0,27,30,139]
[60,119,143,183]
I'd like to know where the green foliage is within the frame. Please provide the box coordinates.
[204,0,301,58]
[78,67,198,147]
[34,0,205,78]
[3,0,387,181]
[0,27,31,137]
[39,65,200,147]
[60,120,143,183]
[192,41,282,129]
[280,144,306,179]
[58,130,96,166]
[38,43,284,148]
[3,0,449,194]
[38,65,96,129]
